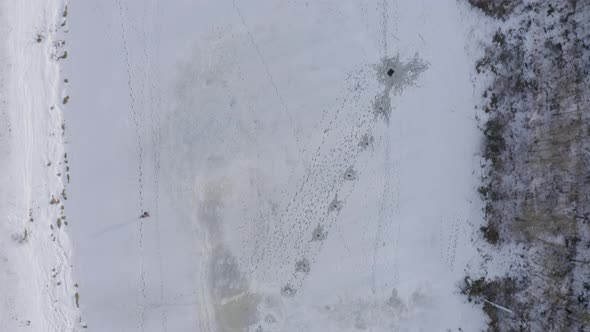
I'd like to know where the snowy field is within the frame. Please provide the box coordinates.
[1,0,496,331]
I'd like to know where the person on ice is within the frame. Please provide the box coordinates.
[140,211,150,218]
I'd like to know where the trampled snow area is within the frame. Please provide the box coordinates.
[2,0,493,331]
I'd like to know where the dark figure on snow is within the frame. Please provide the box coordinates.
[140,211,150,219]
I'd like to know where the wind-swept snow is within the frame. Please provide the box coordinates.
[0,0,80,331]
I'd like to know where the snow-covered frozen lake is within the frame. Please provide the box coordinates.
[1,0,493,331]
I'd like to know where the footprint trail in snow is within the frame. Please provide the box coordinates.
[249,55,428,294]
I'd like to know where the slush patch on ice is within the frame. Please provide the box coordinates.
[197,179,232,242]
[209,246,249,300]
[209,246,286,331]
[204,243,289,332]
[216,292,260,331]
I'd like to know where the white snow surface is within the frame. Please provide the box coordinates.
[0,0,80,331]
[1,0,492,331]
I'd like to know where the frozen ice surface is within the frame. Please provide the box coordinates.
[0,0,495,331]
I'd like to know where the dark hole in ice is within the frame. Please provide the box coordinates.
[387,68,394,77]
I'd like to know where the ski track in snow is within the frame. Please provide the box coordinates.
[138,0,168,328]
[116,0,147,329]
[370,134,400,294]
[232,0,304,162]
[144,0,168,329]
[114,1,169,329]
